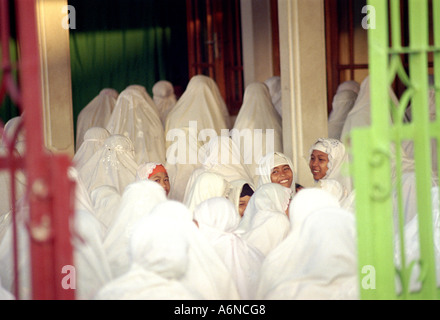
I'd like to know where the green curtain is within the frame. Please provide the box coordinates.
[68,0,188,141]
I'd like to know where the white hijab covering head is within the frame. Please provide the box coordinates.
[200,135,254,183]
[103,180,167,278]
[238,183,292,256]
[164,75,229,146]
[72,126,110,170]
[257,151,296,192]
[309,137,352,194]
[183,171,230,216]
[256,188,358,300]
[105,86,166,164]
[90,184,122,231]
[193,197,265,299]
[152,80,177,125]
[78,134,138,195]
[75,88,118,151]
[228,179,255,214]
[328,81,360,140]
[135,162,166,181]
[264,76,282,117]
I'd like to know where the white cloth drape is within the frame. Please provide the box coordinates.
[106,86,166,164]
[152,80,177,126]
[228,179,256,215]
[75,88,118,151]
[90,185,122,232]
[72,127,110,170]
[256,188,358,300]
[78,134,138,196]
[103,180,167,279]
[327,81,360,140]
[237,183,292,256]
[193,197,264,299]
[264,76,282,117]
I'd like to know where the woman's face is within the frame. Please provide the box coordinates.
[309,150,329,181]
[149,171,170,196]
[270,164,293,188]
[238,195,251,217]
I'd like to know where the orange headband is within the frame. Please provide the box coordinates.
[148,164,167,178]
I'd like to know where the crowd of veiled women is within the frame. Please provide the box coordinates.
[0,74,439,300]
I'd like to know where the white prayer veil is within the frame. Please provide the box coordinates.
[152,80,177,126]
[164,75,229,149]
[165,126,204,202]
[264,76,282,117]
[95,201,198,300]
[328,80,360,140]
[238,183,292,256]
[232,82,283,179]
[256,188,358,300]
[228,179,256,215]
[308,138,353,195]
[78,134,138,195]
[194,197,264,299]
[105,86,166,164]
[257,151,296,193]
[183,171,230,216]
[75,88,118,151]
[72,127,110,170]
[90,185,122,232]
[73,209,113,300]
[103,180,167,278]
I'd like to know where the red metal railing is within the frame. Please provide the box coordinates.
[0,0,75,299]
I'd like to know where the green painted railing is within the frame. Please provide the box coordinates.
[351,0,440,299]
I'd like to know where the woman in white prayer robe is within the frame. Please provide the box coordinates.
[228,179,255,217]
[193,197,264,299]
[264,76,282,117]
[164,75,230,149]
[152,80,177,126]
[103,180,167,279]
[78,134,138,196]
[73,209,113,300]
[72,126,110,170]
[97,200,240,300]
[90,185,121,233]
[183,171,231,216]
[75,88,118,151]
[237,183,292,257]
[105,86,166,164]
[257,151,297,194]
[232,82,283,180]
[256,188,358,300]
[327,80,360,140]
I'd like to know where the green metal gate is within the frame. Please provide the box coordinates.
[350,0,440,299]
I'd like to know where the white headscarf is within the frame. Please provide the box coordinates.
[238,183,292,256]
[73,209,113,300]
[165,126,204,202]
[152,80,177,126]
[78,134,138,196]
[75,88,118,151]
[165,75,229,148]
[103,180,167,278]
[95,201,199,300]
[264,76,282,117]
[328,81,360,140]
[193,197,264,299]
[257,151,296,193]
[308,138,352,195]
[228,179,256,215]
[106,86,166,164]
[183,171,230,216]
[232,82,283,178]
[256,188,358,300]
[72,127,110,170]
[90,185,122,232]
